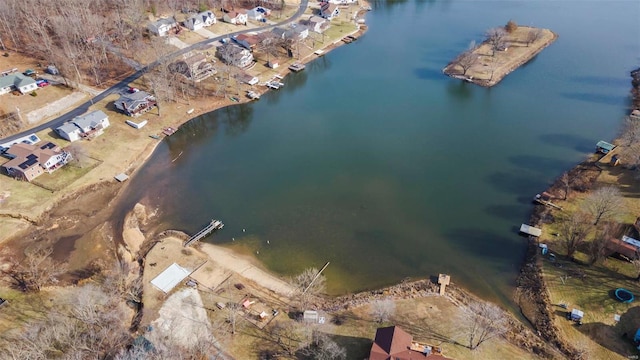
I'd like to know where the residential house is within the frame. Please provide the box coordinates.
[223,10,248,25]
[235,72,259,86]
[200,11,217,26]
[301,15,330,33]
[184,10,217,30]
[114,91,157,116]
[216,43,254,68]
[247,6,271,21]
[183,15,204,31]
[56,110,110,142]
[370,326,453,360]
[271,27,288,40]
[169,53,216,81]
[232,34,260,50]
[288,25,309,41]
[147,18,178,36]
[319,2,340,20]
[0,73,37,95]
[1,142,71,182]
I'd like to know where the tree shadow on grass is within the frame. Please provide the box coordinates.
[575,306,640,358]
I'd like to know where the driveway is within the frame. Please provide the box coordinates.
[195,28,219,39]
[166,36,189,49]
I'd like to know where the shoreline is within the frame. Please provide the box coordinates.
[514,67,640,359]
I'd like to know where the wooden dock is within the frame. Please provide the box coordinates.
[184,219,224,247]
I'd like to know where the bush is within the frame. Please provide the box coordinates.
[505,20,518,33]
[198,4,208,12]
[30,91,37,97]
[3,53,8,57]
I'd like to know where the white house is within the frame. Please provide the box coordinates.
[147,18,178,36]
[247,6,270,21]
[320,2,340,20]
[302,16,330,33]
[223,10,248,25]
[183,15,204,31]
[56,110,110,142]
[0,73,37,95]
[200,10,217,26]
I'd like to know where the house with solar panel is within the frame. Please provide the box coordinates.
[1,142,71,181]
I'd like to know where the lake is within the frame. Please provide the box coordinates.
[119,0,639,305]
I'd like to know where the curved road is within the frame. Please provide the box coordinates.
[1,0,309,144]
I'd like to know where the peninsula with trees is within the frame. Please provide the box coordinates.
[443,20,558,87]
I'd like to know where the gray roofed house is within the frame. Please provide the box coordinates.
[56,110,110,142]
[183,15,204,31]
[301,16,330,33]
[114,91,157,116]
[147,18,178,36]
[0,73,37,95]
[271,27,288,39]
[169,53,216,81]
[216,43,254,68]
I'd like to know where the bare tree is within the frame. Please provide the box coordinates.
[633,259,640,281]
[66,142,91,168]
[455,50,478,76]
[526,28,543,47]
[558,211,592,259]
[3,244,67,292]
[462,302,507,350]
[302,331,347,360]
[292,267,326,310]
[485,27,507,56]
[270,321,312,356]
[584,186,625,226]
[370,298,396,323]
[588,222,620,265]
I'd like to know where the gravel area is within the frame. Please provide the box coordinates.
[26,92,86,124]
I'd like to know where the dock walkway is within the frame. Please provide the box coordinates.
[184,219,224,247]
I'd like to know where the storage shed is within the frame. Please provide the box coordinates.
[520,224,542,237]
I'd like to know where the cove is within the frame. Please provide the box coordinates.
[119,0,640,305]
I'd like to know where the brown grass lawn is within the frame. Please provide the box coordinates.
[535,154,640,359]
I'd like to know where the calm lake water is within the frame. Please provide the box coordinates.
[120,0,639,304]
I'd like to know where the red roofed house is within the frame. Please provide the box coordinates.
[370,326,453,360]
[223,10,248,25]
[319,1,340,20]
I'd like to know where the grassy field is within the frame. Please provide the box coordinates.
[535,156,640,359]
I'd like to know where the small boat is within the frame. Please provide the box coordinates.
[149,134,161,140]
[246,91,260,100]
[615,288,634,303]
[229,96,239,102]
[266,81,280,90]
[273,74,284,80]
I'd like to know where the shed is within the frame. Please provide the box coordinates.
[303,310,319,322]
[520,224,542,237]
[114,173,129,182]
[150,263,191,293]
[596,140,615,154]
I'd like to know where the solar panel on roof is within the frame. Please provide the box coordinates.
[40,142,56,149]
[27,154,37,160]
[19,158,38,169]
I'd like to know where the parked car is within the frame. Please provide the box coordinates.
[36,79,49,87]
[23,69,36,77]
[45,65,59,75]
[128,87,139,93]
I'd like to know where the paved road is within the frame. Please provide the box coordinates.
[0,0,309,144]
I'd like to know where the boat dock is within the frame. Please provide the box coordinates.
[184,219,224,247]
[289,63,305,72]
